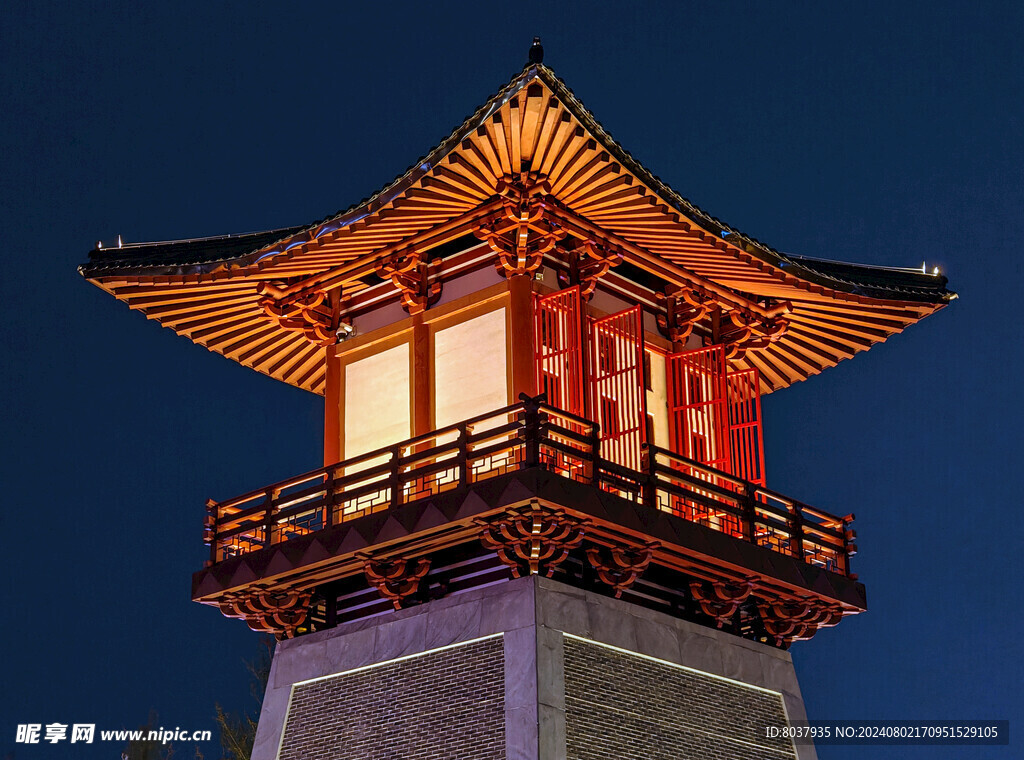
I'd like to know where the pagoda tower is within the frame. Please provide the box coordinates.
[82,42,953,760]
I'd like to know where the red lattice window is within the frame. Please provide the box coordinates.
[667,345,730,473]
[590,306,647,470]
[727,368,766,486]
[534,287,584,416]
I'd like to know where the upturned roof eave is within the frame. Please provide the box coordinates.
[78,62,954,306]
[529,65,954,305]
[80,65,546,281]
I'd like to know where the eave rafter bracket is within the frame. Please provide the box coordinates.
[475,172,566,277]
[257,284,340,347]
[376,250,442,315]
[656,284,792,355]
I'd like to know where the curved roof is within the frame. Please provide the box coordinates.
[81,62,953,394]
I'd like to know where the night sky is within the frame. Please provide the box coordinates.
[2,2,1021,758]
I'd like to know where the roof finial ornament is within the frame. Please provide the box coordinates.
[528,37,544,64]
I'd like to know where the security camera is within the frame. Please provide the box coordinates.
[336,321,355,342]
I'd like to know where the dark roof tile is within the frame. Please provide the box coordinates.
[81,227,305,276]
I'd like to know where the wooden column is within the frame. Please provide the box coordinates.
[411,314,432,437]
[507,274,537,399]
[323,345,342,466]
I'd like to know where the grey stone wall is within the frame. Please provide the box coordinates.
[563,636,796,760]
[279,636,504,760]
[252,576,817,760]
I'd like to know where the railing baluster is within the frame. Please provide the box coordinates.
[791,508,805,560]
[585,422,600,483]
[743,483,757,543]
[323,467,335,530]
[842,514,857,576]
[521,393,541,468]
[263,488,277,548]
[457,423,469,487]
[204,498,218,565]
[640,444,656,510]
[389,447,402,509]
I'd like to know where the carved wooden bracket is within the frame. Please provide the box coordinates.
[258,286,337,346]
[656,288,716,344]
[689,579,754,628]
[376,251,441,315]
[363,556,432,610]
[218,587,312,640]
[557,240,623,300]
[475,172,565,276]
[586,540,656,597]
[720,311,789,359]
[758,600,844,646]
[478,502,584,577]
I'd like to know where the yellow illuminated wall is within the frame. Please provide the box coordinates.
[646,349,669,448]
[344,342,411,457]
[433,309,509,428]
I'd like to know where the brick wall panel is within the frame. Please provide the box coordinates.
[279,637,504,760]
[564,637,797,760]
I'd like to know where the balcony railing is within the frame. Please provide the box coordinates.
[204,395,856,575]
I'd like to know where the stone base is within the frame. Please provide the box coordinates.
[253,576,817,760]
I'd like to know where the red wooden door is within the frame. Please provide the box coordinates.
[666,345,730,473]
[666,344,743,536]
[590,306,647,470]
[534,286,584,416]
[726,368,766,486]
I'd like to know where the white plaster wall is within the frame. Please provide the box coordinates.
[351,301,408,337]
[434,265,504,308]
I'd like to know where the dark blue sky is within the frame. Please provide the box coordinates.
[2,2,1020,758]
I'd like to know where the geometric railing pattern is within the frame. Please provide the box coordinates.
[204,395,856,575]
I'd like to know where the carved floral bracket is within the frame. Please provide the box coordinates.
[475,172,565,276]
[720,311,790,359]
[363,556,432,609]
[758,599,844,646]
[557,239,623,300]
[258,285,338,346]
[478,502,584,577]
[376,251,442,315]
[218,587,312,640]
[689,579,755,628]
[656,288,716,344]
[586,540,657,597]
[656,286,790,357]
